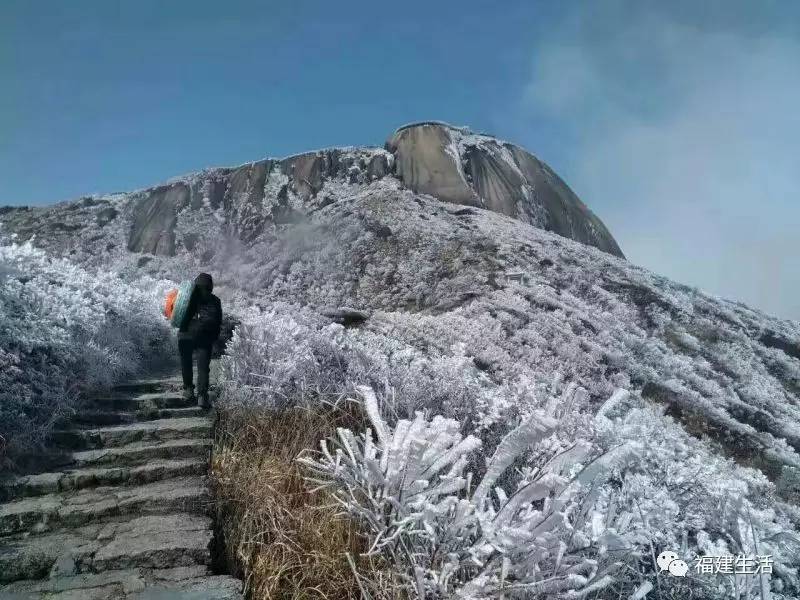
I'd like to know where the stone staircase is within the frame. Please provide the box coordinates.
[0,375,242,599]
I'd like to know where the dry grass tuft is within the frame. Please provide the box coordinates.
[212,404,401,599]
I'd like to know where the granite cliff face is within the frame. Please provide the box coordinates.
[0,122,623,260]
[386,123,623,257]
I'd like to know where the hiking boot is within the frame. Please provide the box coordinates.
[197,393,211,410]
[183,386,196,402]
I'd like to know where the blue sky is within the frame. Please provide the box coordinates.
[2,1,799,319]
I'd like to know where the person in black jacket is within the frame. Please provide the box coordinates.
[178,273,222,409]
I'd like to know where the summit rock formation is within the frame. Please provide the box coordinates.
[386,123,623,257]
[0,122,623,259]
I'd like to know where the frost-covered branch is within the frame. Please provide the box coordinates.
[300,386,635,599]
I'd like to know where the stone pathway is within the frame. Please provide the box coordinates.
[0,375,242,599]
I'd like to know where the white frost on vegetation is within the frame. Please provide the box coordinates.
[5,148,800,598]
[220,306,800,599]
[0,241,173,465]
[300,386,633,599]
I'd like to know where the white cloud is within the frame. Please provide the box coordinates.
[523,8,800,320]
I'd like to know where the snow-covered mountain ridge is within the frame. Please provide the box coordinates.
[0,122,622,258]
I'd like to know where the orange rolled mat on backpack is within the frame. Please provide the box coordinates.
[164,288,178,320]
[163,281,195,328]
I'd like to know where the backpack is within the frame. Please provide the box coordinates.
[164,281,195,328]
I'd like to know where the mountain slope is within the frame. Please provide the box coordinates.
[2,123,800,597]
[3,164,799,487]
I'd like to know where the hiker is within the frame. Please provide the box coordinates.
[178,273,222,409]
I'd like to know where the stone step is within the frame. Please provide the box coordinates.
[72,438,212,469]
[90,393,195,412]
[0,368,240,596]
[0,525,101,584]
[0,514,218,586]
[1,458,208,501]
[51,417,212,451]
[112,377,183,395]
[92,514,213,573]
[67,406,206,428]
[0,477,209,536]
[0,567,242,599]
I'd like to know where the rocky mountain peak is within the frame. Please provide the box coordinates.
[386,122,623,257]
[0,122,623,260]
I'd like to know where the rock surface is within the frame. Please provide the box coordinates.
[386,123,623,257]
[0,122,623,259]
[320,306,370,327]
[387,123,479,207]
[0,376,242,599]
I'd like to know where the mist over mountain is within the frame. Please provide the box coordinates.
[2,122,800,597]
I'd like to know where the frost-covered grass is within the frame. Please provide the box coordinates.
[218,305,800,599]
[0,241,173,469]
[301,386,635,599]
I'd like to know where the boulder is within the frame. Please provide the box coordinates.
[320,307,369,327]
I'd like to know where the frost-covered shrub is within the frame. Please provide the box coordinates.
[217,304,497,424]
[301,386,642,599]
[589,390,800,600]
[300,382,800,600]
[217,304,381,410]
[217,302,800,598]
[0,241,172,467]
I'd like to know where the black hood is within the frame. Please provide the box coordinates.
[195,272,213,292]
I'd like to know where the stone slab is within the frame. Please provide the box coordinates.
[0,477,209,535]
[73,439,211,468]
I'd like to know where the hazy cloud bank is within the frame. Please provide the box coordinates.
[522,2,800,319]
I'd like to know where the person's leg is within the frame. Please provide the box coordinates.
[178,338,195,399]
[196,344,212,408]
